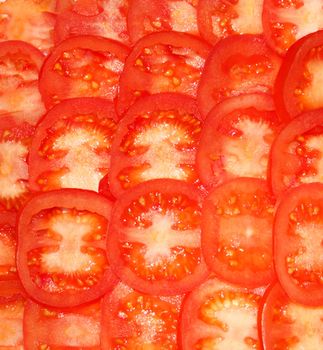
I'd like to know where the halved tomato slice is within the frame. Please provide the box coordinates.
[17,189,117,307]
[116,31,211,117]
[39,35,129,109]
[202,178,275,288]
[109,93,202,197]
[24,298,101,349]
[107,179,209,295]
[180,277,263,349]
[196,93,280,189]
[274,183,323,306]
[197,34,281,117]
[28,97,117,193]
[260,283,323,350]
[101,282,183,349]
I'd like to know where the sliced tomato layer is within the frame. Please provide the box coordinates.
[17,189,117,307]
[197,93,280,189]
[197,34,282,117]
[181,277,263,349]
[107,179,209,295]
[274,183,323,306]
[24,299,101,349]
[39,35,129,109]
[110,93,202,197]
[128,0,199,44]
[101,282,183,349]
[28,98,117,193]
[116,31,211,117]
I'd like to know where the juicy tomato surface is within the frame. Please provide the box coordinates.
[274,183,323,306]
[109,93,202,197]
[28,97,117,193]
[39,35,129,109]
[260,283,323,350]
[17,189,117,307]
[107,179,209,295]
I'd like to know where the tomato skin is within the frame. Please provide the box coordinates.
[274,183,323,306]
[17,189,117,308]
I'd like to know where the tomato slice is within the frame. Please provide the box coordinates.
[263,0,323,56]
[17,189,117,307]
[128,0,199,44]
[0,41,45,126]
[107,179,209,295]
[180,277,263,349]
[275,30,323,121]
[196,93,280,189]
[101,282,183,349]
[110,93,202,197]
[24,298,101,349]
[55,0,130,45]
[116,31,211,117]
[39,35,129,109]
[202,178,275,288]
[197,34,281,118]
[274,183,323,306]
[28,97,117,193]
[197,0,264,45]
[260,283,323,350]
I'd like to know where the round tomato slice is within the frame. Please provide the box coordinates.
[24,298,101,349]
[270,109,323,197]
[109,93,202,197]
[180,277,263,349]
[116,31,211,117]
[17,189,117,307]
[55,0,130,45]
[274,183,323,306]
[202,178,275,288]
[39,35,129,109]
[275,30,323,121]
[197,34,281,118]
[128,0,199,44]
[101,282,183,349]
[107,179,209,295]
[197,0,264,45]
[28,97,117,193]
[0,41,45,126]
[263,0,323,56]
[196,93,280,189]
[260,283,323,350]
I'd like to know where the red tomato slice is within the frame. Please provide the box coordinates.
[110,93,202,197]
[0,41,45,126]
[196,93,280,189]
[0,118,35,211]
[263,0,323,56]
[275,30,323,121]
[197,0,264,45]
[17,189,117,307]
[128,0,199,44]
[28,97,117,193]
[39,35,129,109]
[197,34,281,118]
[101,282,183,349]
[24,299,101,349]
[0,0,56,55]
[180,277,263,349]
[270,109,323,197]
[202,178,275,288]
[107,179,209,295]
[274,183,323,306]
[116,31,211,117]
[260,283,323,350]
[55,0,130,45]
